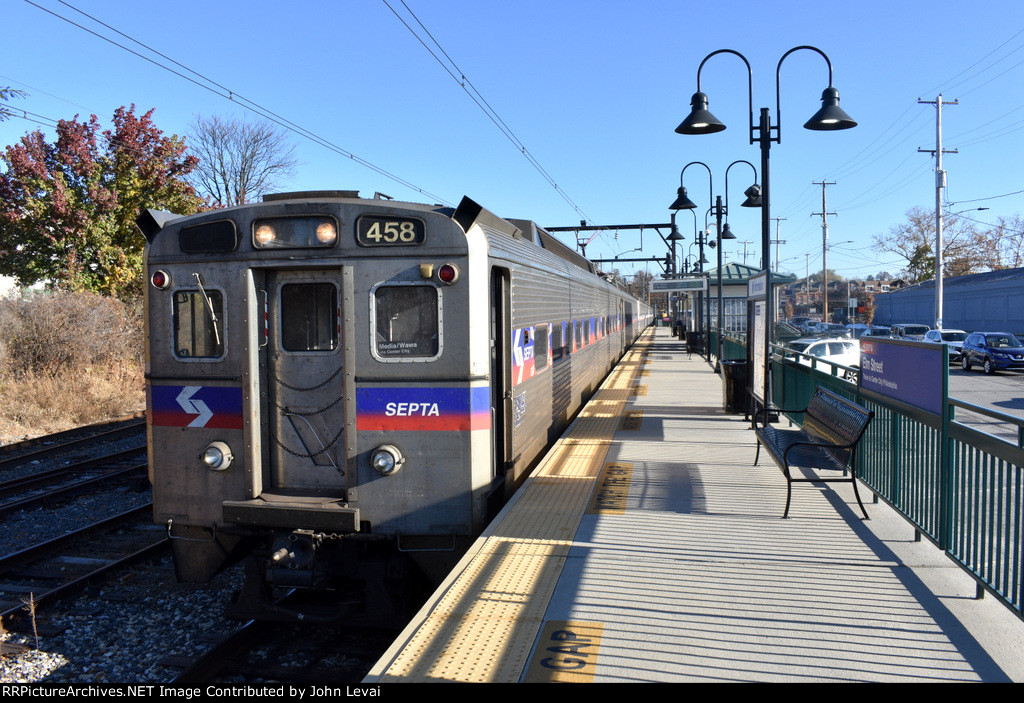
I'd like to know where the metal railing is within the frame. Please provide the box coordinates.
[710,336,1024,620]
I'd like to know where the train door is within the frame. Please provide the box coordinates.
[490,268,512,487]
[261,269,348,492]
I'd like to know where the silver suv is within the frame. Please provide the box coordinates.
[890,323,930,340]
[923,328,967,360]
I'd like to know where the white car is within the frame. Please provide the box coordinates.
[785,337,861,370]
[923,328,967,360]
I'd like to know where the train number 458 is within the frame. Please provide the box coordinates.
[357,217,425,246]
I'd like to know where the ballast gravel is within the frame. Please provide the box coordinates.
[1,556,244,683]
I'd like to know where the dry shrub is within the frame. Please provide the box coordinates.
[0,290,144,442]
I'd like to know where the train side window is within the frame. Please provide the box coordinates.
[373,284,440,360]
[173,290,224,359]
[280,283,338,352]
[534,325,549,371]
[551,322,564,361]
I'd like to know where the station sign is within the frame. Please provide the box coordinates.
[859,337,945,415]
[650,276,707,293]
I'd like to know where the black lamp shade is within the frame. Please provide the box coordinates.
[676,92,727,134]
[721,223,737,240]
[741,184,762,208]
[805,87,857,131]
[670,186,698,210]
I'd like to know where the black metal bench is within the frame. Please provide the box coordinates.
[685,331,705,359]
[754,387,874,519]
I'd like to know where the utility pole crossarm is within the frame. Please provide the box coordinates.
[770,217,787,271]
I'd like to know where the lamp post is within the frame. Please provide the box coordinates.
[676,46,856,408]
[671,160,760,370]
[687,224,709,338]
[667,214,685,320]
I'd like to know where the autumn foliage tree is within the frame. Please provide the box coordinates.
[0,105,204,299]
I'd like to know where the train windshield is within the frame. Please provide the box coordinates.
[373,284,440,359]
[173,290,224,358]
[281,283,338,351]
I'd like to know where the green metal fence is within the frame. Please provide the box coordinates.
[712,337,1024,619]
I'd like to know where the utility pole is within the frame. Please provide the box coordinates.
[918,94,958,329]
[770,217,787,271]
[739,240,753,265]
[812,181,836,321]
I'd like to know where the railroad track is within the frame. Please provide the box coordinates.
[0,415,145,474]
[168,614,398,684]
[0,419,402,683]
[0,445,148,514]
[0,418,157,630]
[0,504,167,627]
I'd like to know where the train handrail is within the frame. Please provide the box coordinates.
[166,518,218,543]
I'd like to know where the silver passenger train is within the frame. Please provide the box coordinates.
[138,191,651,618]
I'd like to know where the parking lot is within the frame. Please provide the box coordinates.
[781,325,1024,444]
[948,364,1024,443]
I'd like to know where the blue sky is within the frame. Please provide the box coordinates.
[2,0,1023,282]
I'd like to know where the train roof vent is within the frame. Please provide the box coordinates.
[263,190,360,202]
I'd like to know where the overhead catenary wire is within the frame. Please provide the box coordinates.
[380,0,594,225]
[25,0,453,206]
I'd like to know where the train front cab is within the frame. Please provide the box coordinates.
[140,196,498,604]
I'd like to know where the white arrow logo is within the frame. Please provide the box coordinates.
[176,386,213,428]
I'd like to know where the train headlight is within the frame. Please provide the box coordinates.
[315,221,338,244]
[201,441,233,471]
[370,444,404,476]
[254,223,276,246]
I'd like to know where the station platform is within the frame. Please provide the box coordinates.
[365,327,1024,683]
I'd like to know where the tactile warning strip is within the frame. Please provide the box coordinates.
[369,330,653,682]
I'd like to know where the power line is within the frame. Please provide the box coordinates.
[26,0,453,206]
[380,0,594,224]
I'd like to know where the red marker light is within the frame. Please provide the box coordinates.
[437,263,459,285]
[151,270,170,289]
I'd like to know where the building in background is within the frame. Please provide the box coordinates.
[873,267,1024,334]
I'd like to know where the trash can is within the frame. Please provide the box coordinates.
[720,359,748,414]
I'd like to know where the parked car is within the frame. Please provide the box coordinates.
[847,323,890,339]
[785,337,861,370]
[923,328,967,360]
[960,332,1024,374]
[815,323,851,337]
[890,323,930,340]
[789,316,813,329]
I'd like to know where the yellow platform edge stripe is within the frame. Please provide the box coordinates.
[365,329,655,683]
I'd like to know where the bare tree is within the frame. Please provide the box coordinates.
[187,115,299,206]
[974,214,1024,270]
[871,206,984,282]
